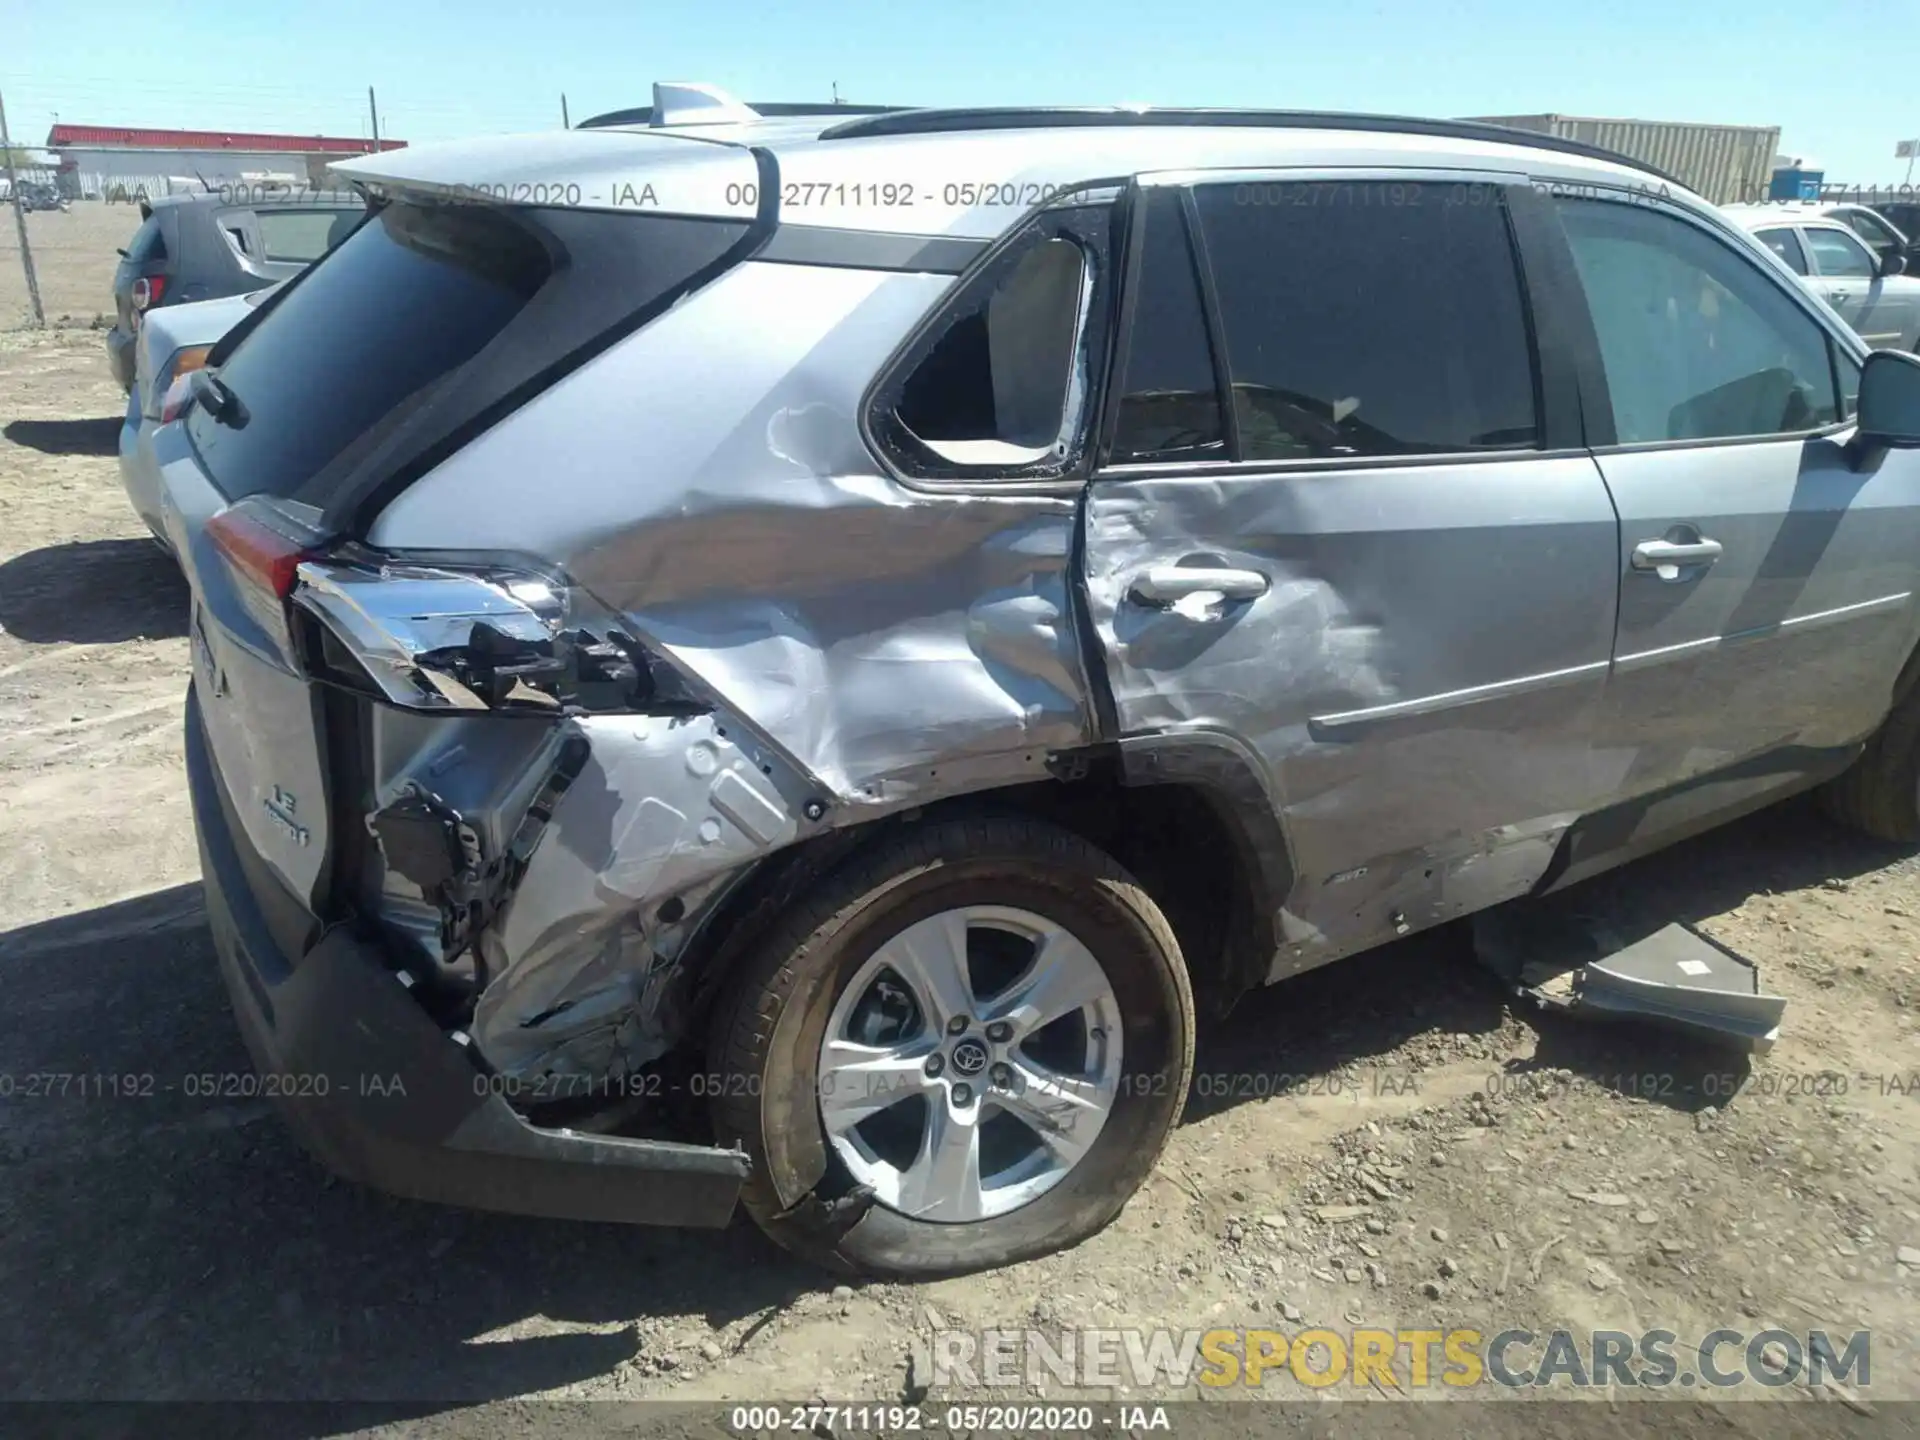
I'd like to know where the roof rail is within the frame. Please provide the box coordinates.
[578,100,908,130]
[815,107,1684,189]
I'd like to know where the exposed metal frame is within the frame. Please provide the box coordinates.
[816,107,1684,190]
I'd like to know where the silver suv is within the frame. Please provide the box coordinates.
[158,85,1920,1277]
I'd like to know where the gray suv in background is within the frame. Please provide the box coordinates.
[105,191,364,391]
[153,87,1920,1278]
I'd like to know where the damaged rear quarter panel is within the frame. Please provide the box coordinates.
[367,259,1095,802]
[475,709,815,1082]
[364,259,1101,1081]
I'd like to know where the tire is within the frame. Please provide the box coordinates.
[708,815,1194,1278]
[1821,671,1920,841]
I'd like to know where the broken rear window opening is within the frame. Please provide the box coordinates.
[872,201,1119,481]
[184,199,752,521]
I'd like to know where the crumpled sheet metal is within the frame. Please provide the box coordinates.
[369,262,1096,804]
[474,708,814,1081]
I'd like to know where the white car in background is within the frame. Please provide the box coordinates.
[1724,205,1920,350]
[118,287,273,550]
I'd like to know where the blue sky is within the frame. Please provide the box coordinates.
[5,0,1917,182]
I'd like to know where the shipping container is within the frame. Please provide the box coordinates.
[1461,114,1781,205]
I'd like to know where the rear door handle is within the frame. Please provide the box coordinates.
[1129,566,1270,605]
[1632,537,1723,579]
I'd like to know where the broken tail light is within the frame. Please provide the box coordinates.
[202,496,691,718]
[293,555,695,716]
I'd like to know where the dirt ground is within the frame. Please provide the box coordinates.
[0,202,140,330]
[1,327,1918,1435]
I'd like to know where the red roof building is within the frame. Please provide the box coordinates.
[45,124,406,154]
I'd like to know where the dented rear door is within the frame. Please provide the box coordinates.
[1082,173,1621,974]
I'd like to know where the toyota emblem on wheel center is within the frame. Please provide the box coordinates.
[949,1038,989,1076]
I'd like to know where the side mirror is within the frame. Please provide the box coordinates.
[1850,351,1920,463]
[1881,250,1908,278]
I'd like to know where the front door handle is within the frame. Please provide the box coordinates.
[1129,566,1270,605]
[1632,537,1723,580]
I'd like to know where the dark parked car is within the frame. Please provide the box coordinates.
[105,191,364,391]
[13,180,69,213]
[1875,201,1920,242]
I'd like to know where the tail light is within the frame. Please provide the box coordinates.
[208,504,312,600]
[204,497,690,717]
[131,275,167,311]
[204,498,328,648]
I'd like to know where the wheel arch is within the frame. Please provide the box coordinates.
[674,733,1291,1045]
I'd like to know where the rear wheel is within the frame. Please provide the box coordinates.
[708,816,1194,1277]
[1821,672,1920,841]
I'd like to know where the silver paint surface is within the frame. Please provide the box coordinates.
[370,261,1095,802]
[1084,455,1623,972]
[271,117,1920,1085]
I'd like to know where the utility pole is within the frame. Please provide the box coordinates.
[0,88,46,329]
[368,86,381,150]
[561,93,571,128]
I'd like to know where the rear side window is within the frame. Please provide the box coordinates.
[1557,199,1842,443]
[894,237,1088,464]
[872,199,1118,481]
[1109,189,1225,464]
[1754,227,1808,275]
[187,201,748,510]
[1190,181,1540,460]
[1805,227,1876,279]
[256,208,360,263]
[125,215,167,263]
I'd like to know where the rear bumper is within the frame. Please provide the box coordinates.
[186,684,749,1227]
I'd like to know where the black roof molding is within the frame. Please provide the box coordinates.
[816,107,1684,189]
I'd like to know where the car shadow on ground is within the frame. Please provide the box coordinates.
[0,885,820,1415]
[0,537,188,643]
[0,796,1906,1420]
[2,417,122,457]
